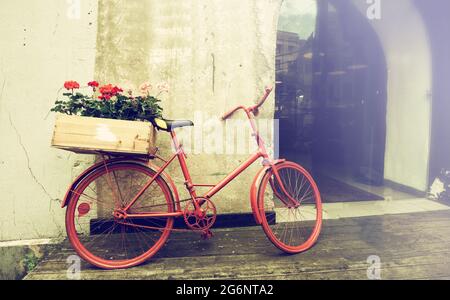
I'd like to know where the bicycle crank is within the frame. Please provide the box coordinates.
[183,198,217,233]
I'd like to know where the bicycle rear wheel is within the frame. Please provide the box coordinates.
[257,161,322,253]
[65,162,174,269]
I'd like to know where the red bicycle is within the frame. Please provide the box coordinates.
[62,86,322,269]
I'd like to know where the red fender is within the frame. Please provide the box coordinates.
[250,159,285,224]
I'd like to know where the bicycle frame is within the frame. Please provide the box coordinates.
[91,86,301,220]
[122,108,272,219]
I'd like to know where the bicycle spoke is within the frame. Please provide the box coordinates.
[259,162,322,253]
[66,163,173,268]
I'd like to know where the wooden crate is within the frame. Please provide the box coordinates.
[51,114,157,156]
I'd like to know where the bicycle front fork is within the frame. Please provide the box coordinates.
[269,165,301,208]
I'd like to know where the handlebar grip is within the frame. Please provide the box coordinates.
[252,85,273,111]
[221,85,274,120]
[265,85,274,93]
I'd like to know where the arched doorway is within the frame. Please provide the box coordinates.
[276,0,388,202]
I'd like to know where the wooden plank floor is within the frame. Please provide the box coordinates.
[25,210,450,280]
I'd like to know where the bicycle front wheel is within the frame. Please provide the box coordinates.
[257,161,322,253]
[65,162,174,269]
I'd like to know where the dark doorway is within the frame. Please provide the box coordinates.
[276,0,387,202]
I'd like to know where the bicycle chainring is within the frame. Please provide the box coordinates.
[183,198,217,231]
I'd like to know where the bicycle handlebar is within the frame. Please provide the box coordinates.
[222,86,273,120]
[251,86,273,111]
[221,105,247,121]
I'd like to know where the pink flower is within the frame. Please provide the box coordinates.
[139,82,152,96]
[157,82,170,93]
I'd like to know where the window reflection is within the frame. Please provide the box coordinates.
[275,0,433,202]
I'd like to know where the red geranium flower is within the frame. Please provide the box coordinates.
[88,81,99,88]
[112,86,123,95]
[64,81,80,90]
[98,94,112,100]
[98,84,123,100]
[99,84,114,95]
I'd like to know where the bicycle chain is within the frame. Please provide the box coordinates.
[117,198,212,233]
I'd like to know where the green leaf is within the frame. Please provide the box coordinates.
[51,90,165,122]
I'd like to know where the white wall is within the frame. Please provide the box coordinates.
[0,0,98,241]
[351,0,432,191]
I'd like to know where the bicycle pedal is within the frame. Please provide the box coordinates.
[201,230,214,240]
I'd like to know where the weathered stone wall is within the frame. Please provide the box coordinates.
[95,0,280,213]
[0,0,98,241]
